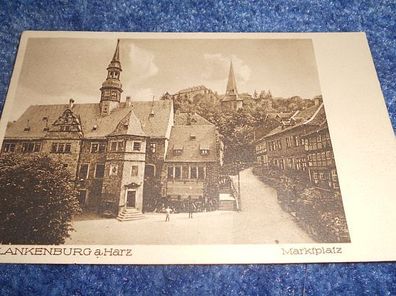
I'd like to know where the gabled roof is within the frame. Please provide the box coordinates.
[174,112,212,125]
[109,111,146,137]
[165,125,218,163]
[264,104,324,138]
[302,120,329,137]
[5,100,172,140]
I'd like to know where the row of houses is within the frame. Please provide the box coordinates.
[1,40,224,220]
[254,96,340,191]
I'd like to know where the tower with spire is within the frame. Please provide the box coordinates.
[221,60,243,111]
[100,39,123,116]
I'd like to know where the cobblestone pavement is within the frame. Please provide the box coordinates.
[66,168,313,244]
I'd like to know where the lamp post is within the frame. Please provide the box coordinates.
[234,160,242,211]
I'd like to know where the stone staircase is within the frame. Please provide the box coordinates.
[117,208,145,222]
[218,193,237,211]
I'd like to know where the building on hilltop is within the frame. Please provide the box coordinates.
[1,40,177,219]
[171,85,219,105]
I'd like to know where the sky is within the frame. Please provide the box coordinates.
[11,37,322,120]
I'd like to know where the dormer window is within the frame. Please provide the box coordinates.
[173,145,183,156]
[200,149,209,156]
[190,134,196,140]
[199,144,210,156]
[24,127,30,132]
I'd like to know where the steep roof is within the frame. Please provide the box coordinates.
[174,112,212,125]
[221,61,242,103]
[109,111,146,137]
[226,61,238,95]
[264,104,324,138]
[5,100,172,140]
[165,125,218,163]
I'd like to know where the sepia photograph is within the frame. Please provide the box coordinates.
[0,34,351,247]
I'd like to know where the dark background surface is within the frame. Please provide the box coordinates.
[0,1,395,295]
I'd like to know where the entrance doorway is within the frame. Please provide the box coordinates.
[126,190,136,208]
[78,190,88,207]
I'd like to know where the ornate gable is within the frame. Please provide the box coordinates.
[46,108,83,138]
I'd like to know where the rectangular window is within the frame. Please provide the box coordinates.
[133,142,141,151]
[198,167,205,179]
[58,143,65,153]
[64,143,71,153]
[33,143,41,152]
[190,167,198,179]
[131,165,139,177]
[95,164,105,178]
[91,143,99,153]
[167,166,174,178]
[98,143,106,153]
[110,142,117,151]
[150,143,156,153]
[331,170,339,188]
[277,140,282,150]
[174,166,181,179]
[3,143,16,153]
[117,141,124,151]
[182,166,189,179]
[78,164,89,179]
[22,142,33,153]
[22,142,41,153]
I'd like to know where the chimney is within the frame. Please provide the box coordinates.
[313,95,322,106]
[69,98,75,109]
[125,96,132,107]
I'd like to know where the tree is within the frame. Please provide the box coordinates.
[0,154,81,244]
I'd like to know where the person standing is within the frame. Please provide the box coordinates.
[188,196,193,219]
[165,206,171,222]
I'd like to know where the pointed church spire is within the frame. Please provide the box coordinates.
[221,60,243,111]
[226,60,238,96]
[112,39,120,62]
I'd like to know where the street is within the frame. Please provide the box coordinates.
[66,168,314,245]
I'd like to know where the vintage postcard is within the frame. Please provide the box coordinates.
[0,32,395,264]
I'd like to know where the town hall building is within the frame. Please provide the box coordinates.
[1,40,223,220]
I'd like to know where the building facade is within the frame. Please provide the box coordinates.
[161,113,223,210]
[303,122,340,190]
[1,40,175,218]
[254,98,341,191]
